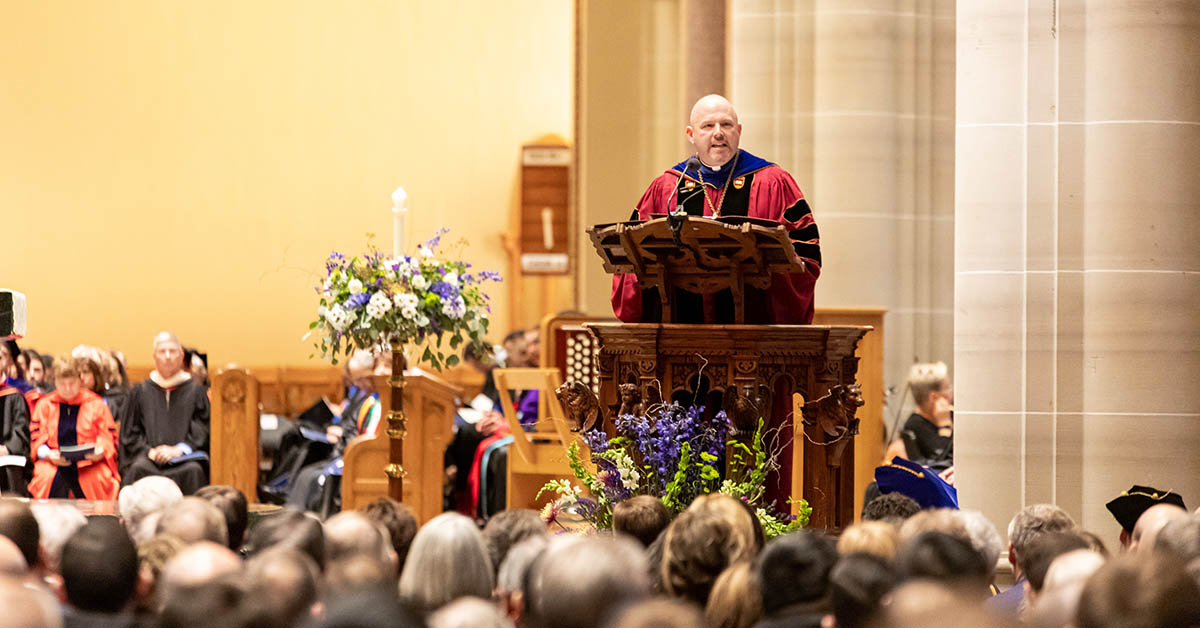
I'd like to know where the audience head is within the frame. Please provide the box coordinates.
[836,521,899,561]
[118,476,185,545]
[861,492,920,525]
[704,560,761,628]
[72,356,104,394]
[1105,485,1187,548]
[1076,553,1200,628]
[1020,531,1090,597]
[398,511,493,613]
[908,361,951,409]
[245,546,321,628]
[156,496,229,546]
[756,530,838,617]
[482,509,548,576]
[60,517,139,614]
[0,499,40,571]
[0,340,23,382]
[523,328,541,367]
[496,535,549,624]
[0,575,61,628]
[0,536,28,576]
[194,485,248,551]
[954,510,1005,580]
[895,531,990,596]
[361,498,418,573]
[828,552,898,628]
[1075,528,1110,557]
[880,581,1012,628]
[613,496,672,548]
[1006,503,1075,577]
[51,357,83,400]
[501,330,528,367]
[246,507,326,571]
[607,598,705,628]
[157,578,271,628]
[30,502,87,574]
[158,541,243,611]
[429,596,514,628]
[152,331,185,378]
[1131,503,1188,554]
[324,511,399,576]
[526,535,651,628]
[136,534,185,614]
[1028,548,1106,628]
[22,349,45,387]
[1154,512,1200,561]
[661,493,761,606]
[311,585,422,628]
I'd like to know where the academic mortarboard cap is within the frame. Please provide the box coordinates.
[1105,485,1187,532]
[875,456,958,510]
[0,290,26,340]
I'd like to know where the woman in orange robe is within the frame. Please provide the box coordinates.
[28,359,120,500]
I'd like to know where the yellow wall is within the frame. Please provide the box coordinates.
[0,1,572,366]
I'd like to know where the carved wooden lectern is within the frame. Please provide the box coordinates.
[586,215,870,530]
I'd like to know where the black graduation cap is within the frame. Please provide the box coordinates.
[1105,485,1187,532]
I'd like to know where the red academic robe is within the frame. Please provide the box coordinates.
[611,150,821,324]
[28,389,121,500]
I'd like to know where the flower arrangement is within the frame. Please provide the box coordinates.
[539,404,810,538]
[309,229,501,369]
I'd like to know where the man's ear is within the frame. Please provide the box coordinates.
[685,126,695,144]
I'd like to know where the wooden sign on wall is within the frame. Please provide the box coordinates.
[520,143,571,275]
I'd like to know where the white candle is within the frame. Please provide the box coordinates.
[391,186,408,257]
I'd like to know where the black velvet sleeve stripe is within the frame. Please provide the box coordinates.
[629,208,640,221]
[790,223,820,241]
[783,198,812,223]
[792,241,822,265]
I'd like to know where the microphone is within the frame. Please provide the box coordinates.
[673,156,704,216]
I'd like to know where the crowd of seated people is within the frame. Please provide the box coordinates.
[1,332,213,500]
[0,474,1195,628]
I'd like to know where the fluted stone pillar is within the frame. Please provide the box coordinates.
[955,0,1200,536]
[730,0,957,430]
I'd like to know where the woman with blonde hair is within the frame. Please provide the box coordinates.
[837,521,900,561]
[399,512,493,614]
[706,560,762,628]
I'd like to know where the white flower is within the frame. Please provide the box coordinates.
[414,312,430,327]
[324,305,352,332]
[400,305,418,320]
[317,305,328,318]
[365,292,392,319]
[443,272,459,286]
[393,293,418,309]
[347,278,364,294]
[419,246,433,257]
[322,278,332,294]
[411,274,427,290]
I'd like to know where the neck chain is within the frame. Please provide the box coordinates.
[696,150,740,217]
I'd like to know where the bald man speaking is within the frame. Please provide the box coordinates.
[611,94,821,324]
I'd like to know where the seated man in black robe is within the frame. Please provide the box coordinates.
[286,350,382,513]
[118,332,210,495]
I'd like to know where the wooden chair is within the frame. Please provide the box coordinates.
[492,367,589,510]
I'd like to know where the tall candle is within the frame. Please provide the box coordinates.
[391,186,408,257]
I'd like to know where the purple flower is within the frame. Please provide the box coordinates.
[478,270,502,283]
[582,429,609,453]
[345,292,370,310]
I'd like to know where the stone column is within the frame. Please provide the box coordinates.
[683,0,726,106]
[730,0,957,432]
[955,0,1200,536]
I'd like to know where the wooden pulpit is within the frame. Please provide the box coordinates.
[586,215,871,531]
